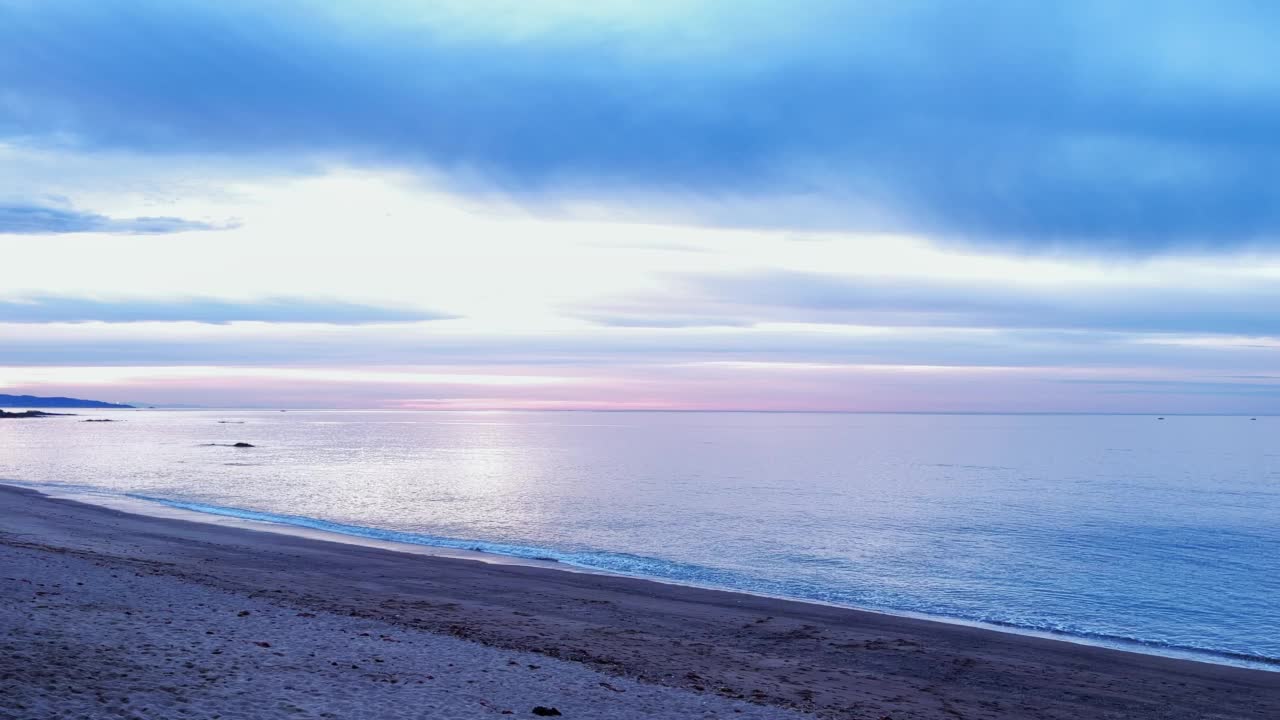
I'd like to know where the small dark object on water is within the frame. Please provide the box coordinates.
[232,442,255,447]
[82,418,116,422]
[531,708,562,717]
[1157,417,1164,420]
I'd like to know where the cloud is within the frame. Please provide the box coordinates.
[574,313,754,329]
[669,270,1280,336]
[3,320,1277,376]
[0,296,456,324]
[5,327,1278,412]
[4,1,1280,251]
[1057,378,1280,396]
[0,203,233,234]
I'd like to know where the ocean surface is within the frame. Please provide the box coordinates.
[2,409,1277,667]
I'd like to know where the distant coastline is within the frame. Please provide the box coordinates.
[0,393,132,409]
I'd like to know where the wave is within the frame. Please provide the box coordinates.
[8,480,1276,672]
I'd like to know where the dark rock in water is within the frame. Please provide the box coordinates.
[82,418,116,422]
[232,442,255,448]
[203,442,257,447]
[0,410,74,419]
[531,708,562,717]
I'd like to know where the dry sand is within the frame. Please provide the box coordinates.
[2,484,1277,719]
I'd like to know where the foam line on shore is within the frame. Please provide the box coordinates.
[6,479,1277,672]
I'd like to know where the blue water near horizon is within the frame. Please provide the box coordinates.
[2,409,1278,668]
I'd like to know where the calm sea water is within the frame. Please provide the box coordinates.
[2,409,1277,667]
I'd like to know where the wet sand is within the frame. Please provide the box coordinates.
[2,484,1277,719]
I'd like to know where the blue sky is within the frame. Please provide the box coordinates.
[2,1,1278,411]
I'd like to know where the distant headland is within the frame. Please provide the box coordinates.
[0,394,133,409]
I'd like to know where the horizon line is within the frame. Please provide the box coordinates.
[95,407,1277,417]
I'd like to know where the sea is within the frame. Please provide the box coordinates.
[2,409,1277,669]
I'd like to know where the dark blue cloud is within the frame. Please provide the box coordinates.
[1060,378,1280,395]
[4,1,1280,251]
[0,296,456,324]
[1060,378,1280,398]
[651,270,1280,336]
[0,203,233,234]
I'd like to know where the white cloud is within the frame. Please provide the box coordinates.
[6,156,1280,410]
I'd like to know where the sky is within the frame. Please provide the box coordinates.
[2,0,1279,412]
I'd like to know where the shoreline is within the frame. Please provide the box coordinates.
[6,479,1275,673]
[3,483,1278,719]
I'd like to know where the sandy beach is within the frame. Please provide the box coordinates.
[2,484,1277,720]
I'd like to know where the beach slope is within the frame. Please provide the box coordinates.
[2,484,1276,719]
